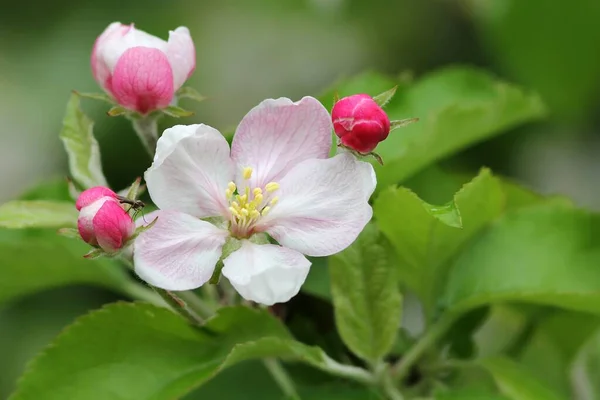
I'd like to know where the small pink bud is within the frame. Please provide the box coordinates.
[76,187,135,253]
[332,94,391,154]
[91,22,196,114]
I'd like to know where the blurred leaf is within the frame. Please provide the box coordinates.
[60,93,108,189]
[374,168,504,314]
[302,257,331,300]
[324,67,546,187]
[442,201,600,315]
[435,387,510,400]
[19,179,72,202]
[470,0,600,121]
[11,304,359,400]
[0,201,77,229]
[443,307,490,359]
[0,230,128,307]
[480,357,565,400]
[571,327,600,399]
[74,92,114,105]
[329,224,402,363]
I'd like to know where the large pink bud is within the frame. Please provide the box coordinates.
[332,94,391,154]
[91,22,196,114]
[76,187,135,254]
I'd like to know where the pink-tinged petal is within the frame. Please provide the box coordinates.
[259,153,375,257]
[92,200,135,253]
[222,241,311,305]
[133,210,229,291]
[111,47,174,114]
[76,186,117,210]
[166,27,196,90]
[145,124,234,218]
[77,197,115,245]
[231,96,332,189]
[91,22,131,93]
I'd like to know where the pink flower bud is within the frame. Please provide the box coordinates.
[332,94,391,154]
[76,187,135,253]
[91,23,196,114]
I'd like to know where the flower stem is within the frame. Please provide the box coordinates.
[392,313,457,382]
[262,358,300,400]
[152,287,205,325]
[131,115,159,156]
[177,290,215,319]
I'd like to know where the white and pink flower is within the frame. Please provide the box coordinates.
[76,186,136,254]
[133,96,376,305]
[91,22,196,114]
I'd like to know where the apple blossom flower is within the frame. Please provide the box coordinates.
[76,186,135,253]
[332,94,391,153]
[133,96,376,305]
[91,22,196,114]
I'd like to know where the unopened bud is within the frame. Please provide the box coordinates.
[332,94,390,154]
[76,186,135,254]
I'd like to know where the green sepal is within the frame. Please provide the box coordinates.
[107,106,128,117]
[57,228,80,239]
[124,177,143,201]
[73,91,115,105]
[389,117,419,132]
[83,248,104,259]
[372,85,397,108]
[209,237,243,284]
[128,216,158,242]
[176,86,207,103]
[161,105,195,118]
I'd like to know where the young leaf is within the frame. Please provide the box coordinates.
[442,201,600,316]
[374,168,504,315]
[480,357,565,400]
[571,327,600,399]
[10,304,361,400]
[60,93,108,189]
[329,223,402,363]
[0,200,77,229]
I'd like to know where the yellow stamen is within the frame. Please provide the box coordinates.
[261,206,271,216]
[228,182,236,192]
[238,194,248,204]
[254,193,264,205]
[270,196,279,206]
[229,207,241,218]
[250,210,260,219]
[225,189,232,199]
[253,187,263,197]
[265,182,280,192]
[243,167,253,180]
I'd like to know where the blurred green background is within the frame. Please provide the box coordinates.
[1,0,600,397]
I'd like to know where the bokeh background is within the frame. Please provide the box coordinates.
[1,0,599,397]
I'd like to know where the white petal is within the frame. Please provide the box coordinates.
[259,153,375,257]
[102,25,168,72]
[133,210,228,291]
[230,96,332,190]
[145,124,234,218]
[166,27,196,90]
[222,241,311,305]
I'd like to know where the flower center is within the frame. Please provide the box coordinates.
[225,167,279,237]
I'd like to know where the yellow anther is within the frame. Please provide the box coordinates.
[250,210,260,219]
[229,207,241,218]
[238,194,248,204]
[241,208,249,217]
[253,187,263,197]
[261,206,271,216]
[231,201,240,209]
[254,194,264,205]
[228,182,236,192]
[243,167,253,180]
[270,196,279,206]
[225,189,232,199]
[265,182,280,192]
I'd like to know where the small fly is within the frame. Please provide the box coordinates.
[116,195,146,221]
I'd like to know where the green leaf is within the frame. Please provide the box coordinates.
[0,230,128,307]
[325,67,546,187]
[161,105,195,118]
[442,201,600,315]
[0,201,77,229]
[435,387,510,400]
[11,304,358,400]
[329,223,402,363]
[59,93,107,189]
[571,327,600,399]
[301,257,331,300]
[480,357,565,400]
[176,86,207,103]
[374,168,504,313]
